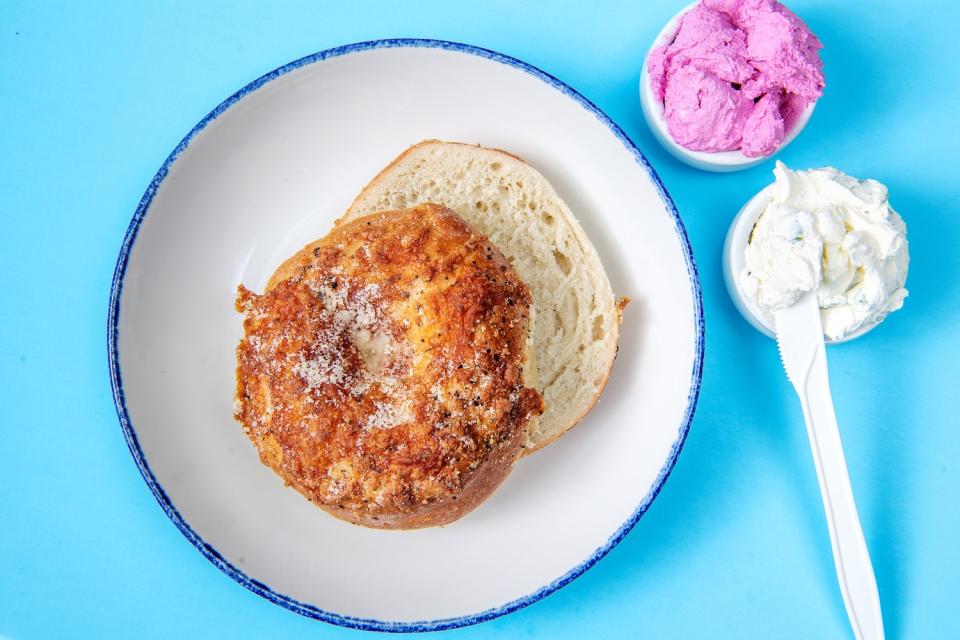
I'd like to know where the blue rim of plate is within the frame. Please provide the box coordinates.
[107,38,705,633]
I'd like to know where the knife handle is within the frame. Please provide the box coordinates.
[796,343,885,640]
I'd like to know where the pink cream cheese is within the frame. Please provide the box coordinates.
[648,0,824,157]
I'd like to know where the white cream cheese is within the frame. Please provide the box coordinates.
[739,161,909,341]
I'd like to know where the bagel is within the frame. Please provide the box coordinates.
[234,204,543,529]
[341,140,624,452]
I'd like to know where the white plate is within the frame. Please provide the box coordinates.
[109,39,704,631]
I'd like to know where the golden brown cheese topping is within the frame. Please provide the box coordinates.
[235,204,543,527]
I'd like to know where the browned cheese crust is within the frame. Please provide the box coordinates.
[235,204,544,529]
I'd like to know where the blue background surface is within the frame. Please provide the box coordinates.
[2,1,958,638]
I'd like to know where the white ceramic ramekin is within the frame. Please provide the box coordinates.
[723,186,879,344]
[639,2,816,172]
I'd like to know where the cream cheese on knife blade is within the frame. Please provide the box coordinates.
[740,161,909,341]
